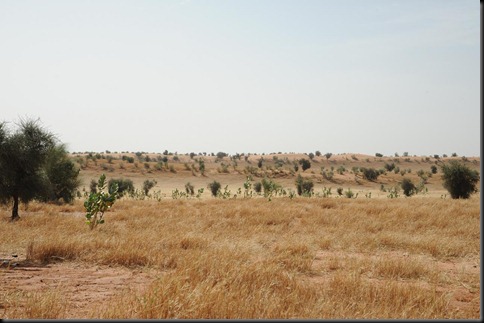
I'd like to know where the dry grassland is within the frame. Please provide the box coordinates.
[0,194,480,319]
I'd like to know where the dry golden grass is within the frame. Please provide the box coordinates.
[0,194,480,319]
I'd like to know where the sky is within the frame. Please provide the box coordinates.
[0,0,480,156]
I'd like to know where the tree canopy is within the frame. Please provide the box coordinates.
[0,118,80,220]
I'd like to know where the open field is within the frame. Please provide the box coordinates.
[0,152,481,319]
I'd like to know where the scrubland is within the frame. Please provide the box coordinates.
[1,193,480,318]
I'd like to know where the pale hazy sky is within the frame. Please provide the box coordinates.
[0,0,480,156]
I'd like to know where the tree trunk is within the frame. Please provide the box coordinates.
[11,195,20,221]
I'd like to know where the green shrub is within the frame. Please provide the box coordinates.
[360,167,379,181]
[375,153,383,157]
[208,181,221,197]
[430,165,437,174]
[108,178,134,197]
[336,187,343,196]
[142,179,157,195]
[299,158,311,171]
[401,178,416,197]
[441,161,479,199]
[295,175,314,196]
[185,182,195,195]
[253,182,262,194]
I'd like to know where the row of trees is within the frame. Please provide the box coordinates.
[0,118,480,221]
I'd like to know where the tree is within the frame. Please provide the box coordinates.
[0,119,56,221]
[308,152,315,160]
[441,161,479,199]
[42,144,80,204]
[324,152,332,160]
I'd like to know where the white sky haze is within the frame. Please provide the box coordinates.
[0,0,480,156]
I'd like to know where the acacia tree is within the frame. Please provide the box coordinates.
[0,119,78,220]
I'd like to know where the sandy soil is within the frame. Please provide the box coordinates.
[1,257,161,318]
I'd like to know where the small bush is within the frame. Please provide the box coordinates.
[295,175,314,196]
[360,167,379,181]
[430,165,437,174]
[185,182,195,195]
[299,158,311,171]
[208,181,221,197]
[401,178,416,197]
[375,153,383,157]
[108,178,134,197]
[142,179,157,195]
[253,182,262,194]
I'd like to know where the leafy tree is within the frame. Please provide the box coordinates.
[324,152,332,160]
[299,158,311,172]
[315,151,321,157]
[441,161,479,199]
[308,152,315,160]
[0,119,56,221]
[42,144,80,204]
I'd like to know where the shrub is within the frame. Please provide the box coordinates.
[142,179,157,195]
[384,162,395,172]
[84,174,118,230]
[185,182,195,195]
[253,182,262,194]
[401,178,416,197]
[344,188,354,198]
[315,151,321,157]
[261,178,282,197]
[441,161,479,199]
[324,152,332,160]
[108,178,134,197]
[308,152,315,160]
[216,152,228,160]
[208,181,221,197]
[375,153,383,157]
[360,167,379,181]
[295,175,314,196]
[336,187,343,196]
[299,158,311,171]
[430,165,438,174]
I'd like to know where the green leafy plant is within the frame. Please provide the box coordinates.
[84,174,118,230]
[441,161,480,199]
